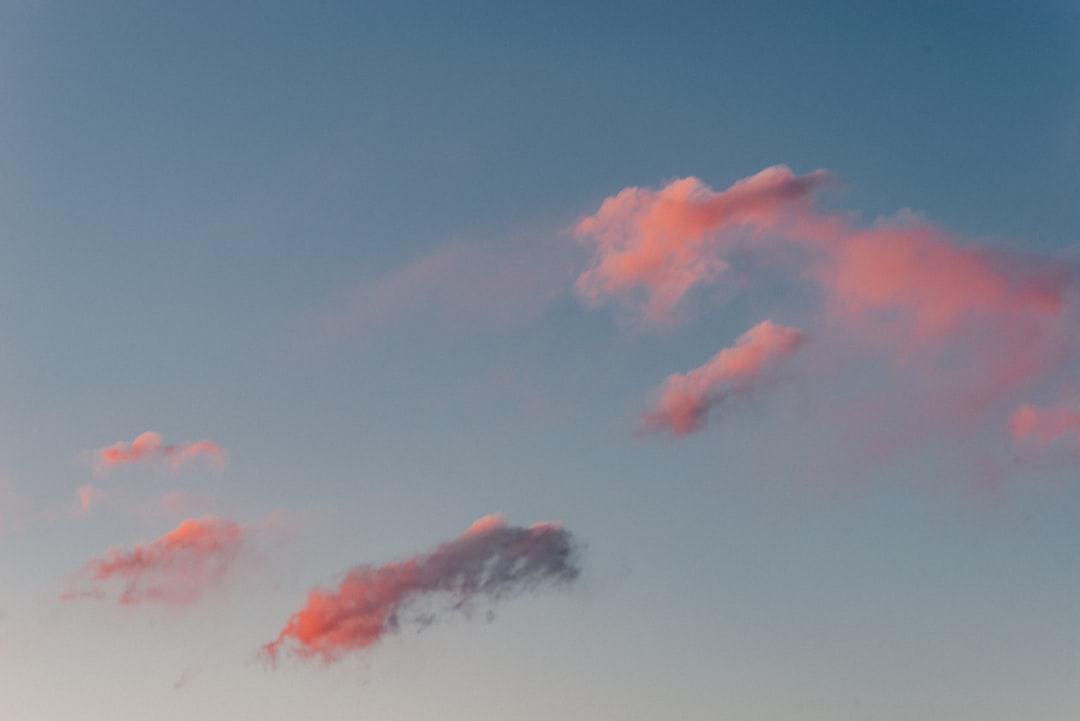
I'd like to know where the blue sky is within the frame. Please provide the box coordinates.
[1,2,1079,719]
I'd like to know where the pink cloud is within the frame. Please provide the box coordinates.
[92,432,227,474]
[806,214,1064,340]
[64,516,259,606]
[643,321,808,437]
[262,514,579,665]
[1010,401,1080,446]
[574,166,831,323]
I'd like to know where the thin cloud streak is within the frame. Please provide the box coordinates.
[643,320,808,437]
[310,237,575,348]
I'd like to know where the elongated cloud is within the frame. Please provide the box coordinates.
[643,321,808,437]
[575,166,831,323]
[1010,401,1080,446]
[93,432,226,474]
[311,237,572,348]
[262,514,580,665]
[64,516,256,606]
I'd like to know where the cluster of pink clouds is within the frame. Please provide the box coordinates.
[65,429,582,665]
[575,166,1079,460]
[65,433,240,604]
[66,432,226,521]
[63,508,578,665]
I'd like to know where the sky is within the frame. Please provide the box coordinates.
[0,1,1079,718]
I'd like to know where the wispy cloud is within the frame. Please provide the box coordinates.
[91,432,226,474]
[310,236,574,348]
[63,515,277,606]
[262,514,580,665]
[643,320,808,437]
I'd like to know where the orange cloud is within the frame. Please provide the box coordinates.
[93,432,226,474]
[1010,401,1080,446]
[64,516,256,606]
[643,321,808,437]
[262,514,579,665]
